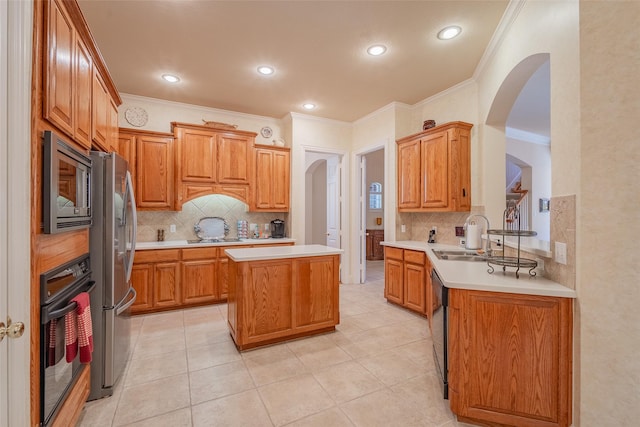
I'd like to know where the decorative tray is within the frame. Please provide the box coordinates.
[194,217,229,240]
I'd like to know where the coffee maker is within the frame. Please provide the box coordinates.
[270,219,285,238]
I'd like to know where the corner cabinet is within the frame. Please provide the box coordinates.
[172,122,255,209]
[448,289,573,427]
[383,246,433,316]
[251,145,290,211]
[397,121,472,212]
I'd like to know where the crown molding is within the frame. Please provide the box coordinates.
[353,101,412,125]
[473,0,527,80]
[506,126,550,145]
[412,79,476,110]
[120,93,282,124]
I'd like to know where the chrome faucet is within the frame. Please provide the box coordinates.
[464,214,492,256]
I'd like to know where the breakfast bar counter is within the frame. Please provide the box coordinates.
[225,245,343,350]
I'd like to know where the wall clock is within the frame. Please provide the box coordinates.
[260,126,273,138]
[124,107,148,127]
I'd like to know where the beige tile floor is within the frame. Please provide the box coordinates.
[77,261,470,427]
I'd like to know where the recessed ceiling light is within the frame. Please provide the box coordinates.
[367,45,387,56]
[257,66,275,75]
[302,103,316,110]
[437,26,462,40]
[162,74,180,83]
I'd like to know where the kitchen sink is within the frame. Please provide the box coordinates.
[432,249,487,262]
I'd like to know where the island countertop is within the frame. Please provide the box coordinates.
[225,244,343,262]
[381,240,576,299]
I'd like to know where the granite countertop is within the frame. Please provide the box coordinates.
[136,238,296,250]
[381,240,576,299]
[225,244,343,262]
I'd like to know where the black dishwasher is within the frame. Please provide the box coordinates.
[431,268,449,399]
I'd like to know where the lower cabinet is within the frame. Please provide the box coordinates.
[366,229,384,260]
[384,246,432,316]
[448,288,573,427]
[131,243,294,314]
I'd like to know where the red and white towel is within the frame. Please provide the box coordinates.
[65,292,94,363]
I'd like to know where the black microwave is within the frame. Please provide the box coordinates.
[43,131,92,234]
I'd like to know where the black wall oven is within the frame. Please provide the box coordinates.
[40,254,94,426]
[431,268,449,399]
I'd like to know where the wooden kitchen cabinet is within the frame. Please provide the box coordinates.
[448,289,573,427]
[251,145,290,211]
[397,121,472,212]
[118,128,175,209]
[91,70,109,151]
[136,132,175,210]
[181,247,218,304]
[172,122,255,209]
[384,246,433,316]
[131,242,294,314]
[366,229,384,260]
[130,249,181,314]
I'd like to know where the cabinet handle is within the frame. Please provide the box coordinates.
[462,188,466,197]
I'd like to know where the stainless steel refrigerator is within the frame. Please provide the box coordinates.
[88,151,137,401]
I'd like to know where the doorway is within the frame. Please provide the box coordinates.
[355,146,385,284]
[304,149,344,277]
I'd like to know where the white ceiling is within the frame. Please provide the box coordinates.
[77,0,508,122]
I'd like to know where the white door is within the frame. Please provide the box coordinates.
[1,1,32,425]
[359,156,367,283]
[326,156,340,248]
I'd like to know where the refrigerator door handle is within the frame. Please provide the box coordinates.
[115,287,137,316]
[125,170,137,283]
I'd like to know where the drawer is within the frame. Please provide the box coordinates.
[404,249,425,264]
[385,247,404,260]
[134,249,180,264]
[181,247,217,261]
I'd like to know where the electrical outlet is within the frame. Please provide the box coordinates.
[401,224,406,233]
[170,224,176,233]
[554,242,567,265]
[459,238,466,246]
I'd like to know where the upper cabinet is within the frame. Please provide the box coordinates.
[43,0,121,152]
[251,145,290,212]
[172,122,255,209]
[118,128,175,210]
[397,121,472,212]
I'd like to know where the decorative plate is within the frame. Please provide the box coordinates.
[260,126,273,138]
[125,107,148,127]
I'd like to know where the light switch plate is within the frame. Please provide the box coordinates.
[170,224,176,233]
[555,241,567,265]
[401,224,406,233]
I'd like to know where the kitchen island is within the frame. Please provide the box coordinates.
[225,244,343,350]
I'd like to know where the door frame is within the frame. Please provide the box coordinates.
[0,0,33,425]
[353,143,386,284]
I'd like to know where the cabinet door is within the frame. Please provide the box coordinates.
[397,139,421,209]
[130,263,153,314]
[218,256,229,300]
[384,257,404,305]
[217,134,250,184]
[449,289,573,427]
[136,135,174,209]
[404,262,426,313]
[253,147,290,211]
[182,259,217,304]
[449,127,471,211]
[74,36,92,148]
[421,132,449,209]
[372,231,384,260]
[244,261,293,340]
[178,128,217,182]
[295,256,338,327]
[153,262,180,308]
[365,232,374,260]
[116,133,136,184]
[108,100,119,153]
[44,0,75,136]
[91,70,109,151]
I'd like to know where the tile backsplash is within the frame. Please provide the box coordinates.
[136,194,288,242]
